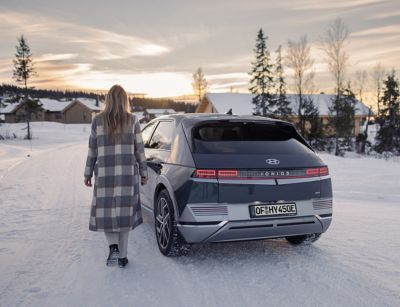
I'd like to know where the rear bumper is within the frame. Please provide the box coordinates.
[178,215,331,243]
[177,199,332,243]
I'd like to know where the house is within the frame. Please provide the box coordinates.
[196,93,370,136]
[0,98,103,124]
[139,108,177,123]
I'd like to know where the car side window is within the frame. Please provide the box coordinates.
[141,121,157,145]
[148,121,174,150]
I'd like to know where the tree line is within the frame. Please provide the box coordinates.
[248,18,400,156]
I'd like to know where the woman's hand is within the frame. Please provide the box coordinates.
[141,176,148,185]
[84,178,92,187]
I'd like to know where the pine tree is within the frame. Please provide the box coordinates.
[327,84,356,156]
[249,28,274,116]
[12,35,42,139]
[273,45,292,120]
[375,70,400,154]
[302,97,325,150]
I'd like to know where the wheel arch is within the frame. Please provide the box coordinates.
[153,176,179,221]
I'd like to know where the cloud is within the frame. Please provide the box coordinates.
[0,1,399,97]
[351,25,400,37]
[0,10,170,61]
[207,73,249,81]
[280,0,387,11]
[36,53,78,62]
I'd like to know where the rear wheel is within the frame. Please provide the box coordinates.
[154,189,191,257]
[285,233,321,245]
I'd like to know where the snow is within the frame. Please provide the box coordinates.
[0,102,20,114]
[145,108,176,114]
[0,122,399,307]
[205,93,370,116]
[0,97,103,114]
[134,111,145,122]
[76,97,104,111]
[38,98,73,112]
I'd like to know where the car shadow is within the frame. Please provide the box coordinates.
[142,209,330,267]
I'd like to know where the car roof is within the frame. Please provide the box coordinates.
[156,113,292,126]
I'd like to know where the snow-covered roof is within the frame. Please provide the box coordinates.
[74,98,103,111]
[145,108,176,114]
[40,99,73,112]
[0,97,104,114]
[203,93,370,116]
[0,102,20,114]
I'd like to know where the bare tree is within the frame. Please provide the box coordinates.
[371,62,385,114]
[320,18,350,155]
[320,18,350,93]
[286,35,315,135]
[192,67,208,103]
[353,69,368,103]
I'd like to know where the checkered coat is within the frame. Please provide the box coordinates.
[84,113,148,232]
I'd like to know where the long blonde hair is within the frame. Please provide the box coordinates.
[100,85,132,137]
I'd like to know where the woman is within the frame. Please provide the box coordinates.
[84,85,148,268]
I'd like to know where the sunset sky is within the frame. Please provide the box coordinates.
[0,0,399,99]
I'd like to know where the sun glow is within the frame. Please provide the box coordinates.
[64,70,193,97]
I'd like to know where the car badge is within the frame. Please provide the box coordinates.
[266,159,280,165]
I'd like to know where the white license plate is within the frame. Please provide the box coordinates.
[250,203,297,217]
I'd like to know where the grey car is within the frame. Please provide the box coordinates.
[139,114,333,256]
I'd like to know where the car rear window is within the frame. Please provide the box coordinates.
[192,121,312,154]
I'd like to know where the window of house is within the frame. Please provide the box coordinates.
[83,112,87,121]
[148,121,174,150]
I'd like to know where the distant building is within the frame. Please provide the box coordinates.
[0,98,103,124]
[139,108,177,123]
[196,93,371,136]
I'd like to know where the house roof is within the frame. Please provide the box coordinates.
[145,108,176,114]
[40,99,73,112]
[202,93,370,116]
[0,102,20,114]
[74,98,103,111]
[0,97,104,114]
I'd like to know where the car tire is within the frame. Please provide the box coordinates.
[154,189,191,257]
[285,233,321,245]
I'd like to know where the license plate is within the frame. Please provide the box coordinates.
[249,203,297,218]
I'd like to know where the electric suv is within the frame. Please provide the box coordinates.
[139,114,333,256]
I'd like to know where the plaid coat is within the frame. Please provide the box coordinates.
[84,114,148,232]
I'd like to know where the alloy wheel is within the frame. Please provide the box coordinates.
[156,197,171,249]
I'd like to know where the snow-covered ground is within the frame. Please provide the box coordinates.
[0,122,399,307]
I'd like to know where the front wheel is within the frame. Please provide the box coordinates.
[285,233,321,245]
[154,189,190,257]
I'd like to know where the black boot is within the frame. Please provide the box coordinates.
[106,244,119,266]
[118,257,128,268]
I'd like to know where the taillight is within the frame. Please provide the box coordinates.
[306,167,329,177]
[193,167,329,179]
[306,168,320,176]
[195,169,216,178]
[194,169,239,179]
[319,166,329,176]
[218,170,238,178]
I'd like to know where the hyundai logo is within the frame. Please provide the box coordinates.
[266,159,280,165]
